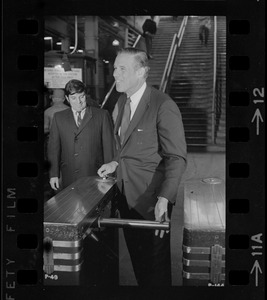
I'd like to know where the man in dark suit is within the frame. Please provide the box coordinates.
[142,16,157,59]
[48,79,115,191]
[198,16,211,46]
[98,48,187,286]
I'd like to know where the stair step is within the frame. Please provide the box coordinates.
[185,131,207,137]
[182,120,208,126]
[186,137,208,144]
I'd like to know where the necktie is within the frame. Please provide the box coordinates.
[76,111,82,127]
[120,98,131,144]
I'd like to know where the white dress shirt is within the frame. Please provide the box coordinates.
[72,108,86,127]
[118,82,147,136]
[129,82,147,120]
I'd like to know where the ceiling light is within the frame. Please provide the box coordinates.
[112,39,120,46]
[44,37,52,40]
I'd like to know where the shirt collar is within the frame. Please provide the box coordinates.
[128,82,147,104]
[71,107,87,118]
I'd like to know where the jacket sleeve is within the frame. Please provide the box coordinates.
[157,99,187,203]
[102,110,116,164]
[47,113,61,178]
[142,19,148,32]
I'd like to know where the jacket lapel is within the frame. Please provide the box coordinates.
[121,86,151,147]
[114,95,127,135]
[67,109,78,131]
[75,107,92,136]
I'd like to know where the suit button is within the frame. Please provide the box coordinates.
[74,153,78,156]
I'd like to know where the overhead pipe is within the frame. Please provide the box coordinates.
[69,15,78,54]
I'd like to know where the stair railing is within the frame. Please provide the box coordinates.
[159,16,188,92]
[101,34,142,109]
[211,16,217,144]
[125,26,142,47]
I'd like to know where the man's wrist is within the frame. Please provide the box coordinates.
[111,161,118,167]
[157,196,168,202]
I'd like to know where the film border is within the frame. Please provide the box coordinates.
[1,0,265,299]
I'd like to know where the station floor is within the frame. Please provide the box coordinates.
[118,152,225,286]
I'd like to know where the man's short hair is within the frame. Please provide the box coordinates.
[117,47,150,78]
[65,79,86,96]
[52,89,65,99]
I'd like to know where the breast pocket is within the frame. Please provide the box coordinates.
[135,128,157,146]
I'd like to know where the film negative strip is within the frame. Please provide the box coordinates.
[2,0,265,299]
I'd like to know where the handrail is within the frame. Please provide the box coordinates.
[159,16,188,92]
[159,34,177,91]
[101,34,142,109]
[162,38,178,92]
[211,16,217,144]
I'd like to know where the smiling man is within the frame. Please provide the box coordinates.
[48,79,115,191]
[98,48,187,286]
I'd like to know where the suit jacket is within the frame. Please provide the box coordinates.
[48,106,115,189]
[142,19,157,35]
[114,85,187,220]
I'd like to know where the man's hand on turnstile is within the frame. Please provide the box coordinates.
[97,161,118,178]
[50,177,60,190]
[154,196,170,238]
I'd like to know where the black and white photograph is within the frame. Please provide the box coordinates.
[43,15,226,287]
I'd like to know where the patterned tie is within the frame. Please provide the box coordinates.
[76,111,82,127]
[120,98,131,144]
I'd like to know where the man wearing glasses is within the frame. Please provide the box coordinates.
[48,79,115,191]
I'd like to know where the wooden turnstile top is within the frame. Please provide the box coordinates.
[44,176,169,243]
[44,176,116,225]
[184,178,225,231]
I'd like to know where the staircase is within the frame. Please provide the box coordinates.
[147,16,184,88]
[167,16,226,152]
